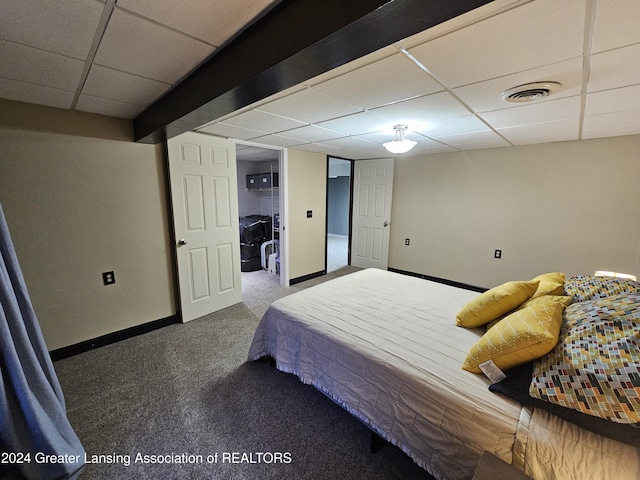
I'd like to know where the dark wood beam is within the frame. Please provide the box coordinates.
[133,0,491,144]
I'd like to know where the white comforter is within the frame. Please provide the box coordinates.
[247,269,640,480]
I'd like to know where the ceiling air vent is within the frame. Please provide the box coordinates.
[499,81,562,103]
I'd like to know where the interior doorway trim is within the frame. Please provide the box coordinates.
[325,156,354,274]
[235,139,288,287]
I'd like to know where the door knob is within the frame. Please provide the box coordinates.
[177,239,187,246]
[383,221,389,227]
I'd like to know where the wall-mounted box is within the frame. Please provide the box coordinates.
[247,172,278,189]
[246,174,260,189]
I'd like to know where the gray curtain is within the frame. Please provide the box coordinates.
[0,203,84,480]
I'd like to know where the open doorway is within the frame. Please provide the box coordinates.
[236,143,284,295]
[326,157,352,273]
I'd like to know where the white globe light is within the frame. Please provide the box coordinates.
[383,125,417,154]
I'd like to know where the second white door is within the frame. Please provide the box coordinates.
[350,158,394,270]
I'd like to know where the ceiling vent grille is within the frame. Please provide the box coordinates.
[499,82,562,103]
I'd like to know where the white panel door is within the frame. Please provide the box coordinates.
[351,158,394,270]
[167,132,242,322]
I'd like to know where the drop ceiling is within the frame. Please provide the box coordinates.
[1,0,639,160]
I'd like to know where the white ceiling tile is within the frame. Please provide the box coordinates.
[257,88,362,124]
[416,115,489,138]
[497,118,579,145]
[320,136,377,150]
[401,134,451,152]
[196,122,267,140]
[75,94,145,118]
[371,91,470,128]
[304,45,397,88]
[583,110,640,139]
[82,65,171,106]
[292,142,342,154]
[317,137,387,159]
[432,131,511,150]
[93,8,215,84]
[479,96,581,129]
[316,111,389,136]
[589,44,640,92]
[0,0,104,59]
[311,52,443,109]
[394,0,527,50]
[278,125,347,143]
[116,0,277,47]
[591,0,640,53]
[453,57,584,114]
[0,77,74,109]
[0,40,84,91]
[225,109,307,133]
[408,143,458,155]
[407,0,586,87]
[585,84,640,116]
[249,134,305,148]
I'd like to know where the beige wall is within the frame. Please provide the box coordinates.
[389,135,640,288]
[286,149,327,280]
[3,96,638,348]
[0,100,175,350]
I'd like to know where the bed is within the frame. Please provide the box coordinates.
[247,268,640,480]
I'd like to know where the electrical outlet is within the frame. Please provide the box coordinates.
[494,249,502,259]
[306,210,312,218]
[102,271,116,285]
[405,238,410,246]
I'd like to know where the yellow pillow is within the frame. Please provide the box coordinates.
[485,317,502,330]
[456,280,539,328]
[462,301,565,374]
[530,272,565,299]
[518,294,572,310]
[486,295,572,331]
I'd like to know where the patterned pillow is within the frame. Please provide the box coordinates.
[463,300,565,374]
[529,293,640,424]
[564,275,640,302]
[518,294,573,311]
[485,295,572,332]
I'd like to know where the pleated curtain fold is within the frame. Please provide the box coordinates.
[0,203,84,480]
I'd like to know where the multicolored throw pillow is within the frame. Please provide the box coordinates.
[530,293,640,424]
[564,275,640,302]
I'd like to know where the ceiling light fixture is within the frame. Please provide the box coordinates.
[383,125,417,154]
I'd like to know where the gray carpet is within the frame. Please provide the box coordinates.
[54,267,435,479]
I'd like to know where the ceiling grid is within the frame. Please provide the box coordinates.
[70,0,117,110]
[0,0,638,158]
